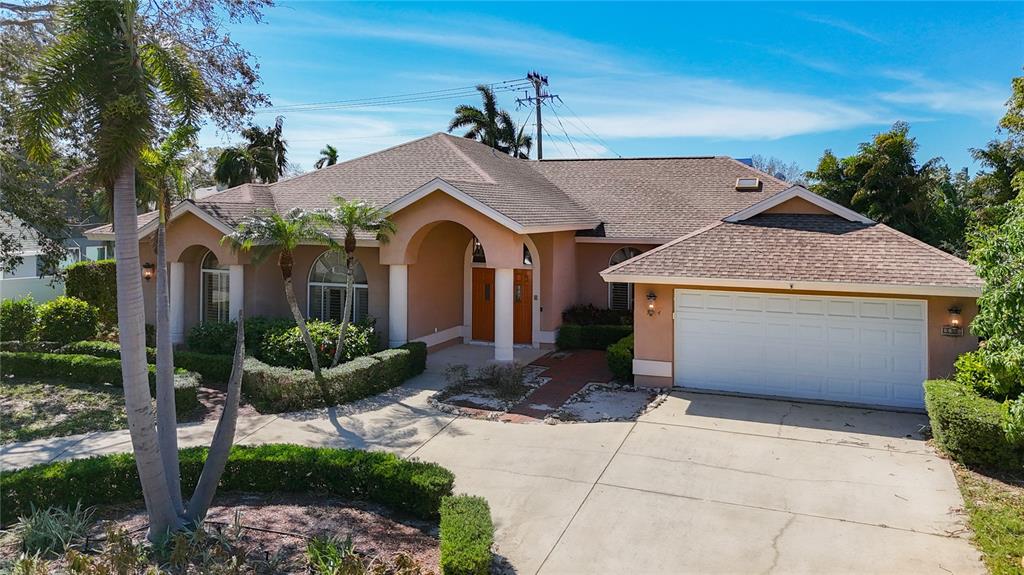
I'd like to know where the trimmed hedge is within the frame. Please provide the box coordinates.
[0,340,62,353]
[607,333,634,381]
[0,444,456,525]
[924,379,1024,471]
[0,297,37,342]
[58,340,234,383]
[65,259,117,325]
[0,351,199,417]
[439,495,494,575]
[556,323,633,350]
[35,296,98,344]
[401,341,428,378]
[242,347,414,413]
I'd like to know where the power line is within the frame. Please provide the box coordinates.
[544,100,579,158]
[261,78,530,113]
[552,97,621,158]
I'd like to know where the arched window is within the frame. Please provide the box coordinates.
[608,247,642,311]
[308,251,369,323]
[200,250,230,323]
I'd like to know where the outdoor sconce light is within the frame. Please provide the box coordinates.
[942,306,964,337]
[142,262,155,282]
[647,291,657,317]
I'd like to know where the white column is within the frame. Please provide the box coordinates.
[494,267,514,362]
[388,264,408,348]
[169,261,185,344]
[228,264,244,321]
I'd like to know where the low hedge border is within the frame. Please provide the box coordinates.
[58,340,235,384]
[0,351,199,417]
[439,495,494,575]
[607,333,634,381]
[0,340,63,353]
[0,444,456,525]
[556,324,633,350]
[243,343,425,413]
[924,379,1024,471]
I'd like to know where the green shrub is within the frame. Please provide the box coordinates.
[242,347,413,413]
[400,341,427,378]
[241,315,293,350]
[1003,396,1024,445]
[186,321,238,355]
[11,503,94,557]
[607,333,634,381]
[35,297,98,345]
[0,340,62,353]
[0,351,199,417]
[439,495,494,575]
[59,340,234,384]
[924,379,1024,471]
[0,444,456,524]
[561,304,632,326]
[556,323,633,350]
[64,259,117,325]
[260,320,378,370]
[1,297,37,342]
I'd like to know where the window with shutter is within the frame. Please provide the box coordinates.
[306,251,372,324]
[607,247,642,311]
[200,251,230,323]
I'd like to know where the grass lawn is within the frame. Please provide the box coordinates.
[0,377,128,443]
[954,464,1024,575]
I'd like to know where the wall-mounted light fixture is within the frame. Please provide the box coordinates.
[646,290,657,317]
[142,262,155,282]
[942,305,964,337]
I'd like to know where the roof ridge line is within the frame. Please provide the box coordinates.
[875,223,977,269]
[437,134,497,184]
[603,220,727,275]
[722,156,792,188]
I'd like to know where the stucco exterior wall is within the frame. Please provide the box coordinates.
[407,222,471,342]
[631,283,979,388]
[575,242,658,309]
[533,231,578,331]
[762,196,833,215]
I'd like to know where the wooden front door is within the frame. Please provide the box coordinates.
[513,269,532,344]
[471,267,495,341]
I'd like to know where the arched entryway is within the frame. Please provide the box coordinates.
[463,236,540,346]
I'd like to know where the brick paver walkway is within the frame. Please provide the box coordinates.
[503,349,614,421]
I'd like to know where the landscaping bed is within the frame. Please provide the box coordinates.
[429,363,547,419]
[548,382,666,423]
[1,378,130,444]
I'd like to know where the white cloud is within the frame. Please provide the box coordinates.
[798,13,886,43]
[877,70,1006,118]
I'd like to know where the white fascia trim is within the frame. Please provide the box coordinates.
[84,201,235,241]
[597,274,982,298]
[575,236,671,244]
[633,359,672,377]
[724,185,874,224]
[384,178,599,236]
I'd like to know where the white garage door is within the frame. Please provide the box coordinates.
[674,289,928,409]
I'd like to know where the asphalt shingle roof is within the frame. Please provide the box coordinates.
[604,213,983,289]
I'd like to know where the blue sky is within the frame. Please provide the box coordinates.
[200,2,1023,175]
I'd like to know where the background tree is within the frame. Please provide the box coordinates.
[448,85,529,157]
[224,209,332,381]
[750,154,805,184]
[214,116,288,187]
[966,72,1024,226]
[315,144,339,169]
[319,200,396,368]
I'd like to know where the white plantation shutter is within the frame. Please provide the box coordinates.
[202,270,229,323]
[355,287,369,323]
[609,282,633,311]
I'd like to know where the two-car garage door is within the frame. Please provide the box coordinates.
[673,289,928,409]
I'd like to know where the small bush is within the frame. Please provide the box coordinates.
[261,320,379,370]
[11,503,94,557]
[186,321,238,355]
[473,363,526,401]
[242,315,294,351]
[561,304,632,326]
[35,297,99,345]
[439,495,494,575]
[307,535,361,575]
[1003,396,1024,445]
[0,351,199,417]
[1,297,37,342]
[64,259,117,325]
[1,444,456,524]
[400,341,427,378]
[556,323,633,350]
[607,333,634,381]
[924,379,1024,471]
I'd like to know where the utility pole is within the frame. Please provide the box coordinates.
[517,71,557,160]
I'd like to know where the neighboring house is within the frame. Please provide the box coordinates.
[86,133,982,410]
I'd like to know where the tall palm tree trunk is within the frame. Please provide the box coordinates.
[188,315,245,524]
[330,251,355,368]
[112,160,182,538]
[279,250,323,381]
[154,195,183,516]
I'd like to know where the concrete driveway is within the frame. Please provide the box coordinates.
[1,344,984,574]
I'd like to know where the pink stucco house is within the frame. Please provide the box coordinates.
[87,133,982,410]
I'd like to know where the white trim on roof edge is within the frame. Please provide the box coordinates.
[383,177,597,235]
[723,185,874,224]
[575,236,671,244]
[596,273,982,298]
[84,201,235,241]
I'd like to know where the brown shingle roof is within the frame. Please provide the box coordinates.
[531,156,790,239]
[603,214,982,290]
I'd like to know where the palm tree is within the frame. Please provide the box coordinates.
[448,85,531,158]
[18,0,203,537]
[137,125,198,516]
[315,144,339,169]
[501,112,533,160]
[318,200,396,368]
[223,208,332,381]
[213,116,287,187]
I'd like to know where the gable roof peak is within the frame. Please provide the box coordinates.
[723,185,874,224]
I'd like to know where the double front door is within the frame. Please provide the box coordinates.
[471,268,532,344]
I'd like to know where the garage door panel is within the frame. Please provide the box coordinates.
[674,290,927,409]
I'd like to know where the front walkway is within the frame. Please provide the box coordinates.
[0,345,984,574]
[505,349,614,421]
